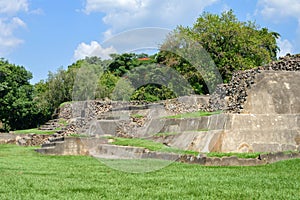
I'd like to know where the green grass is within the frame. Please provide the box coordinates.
[67,134,89,138]
[0,144,299,199]
[207,152,261,159]
[110,137,199,156]
[59,101,72,108]
[110,137,262,159]
[13,118,68,135]
[13,128,56,135]
[131,114,144,119]
[164,110,222,119]
[58,118,68,126]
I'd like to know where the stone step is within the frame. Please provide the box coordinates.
[155,114,227,134]
[111,103,163,112]
[38,127,54,131]
[41,143,55,148]
[97,111,132,120]
[55,130,64,134]
[41,142,65,148]
[80,119,130,136]
[93,144,180,160]
[48,137,64,143]
[35,146,56,154]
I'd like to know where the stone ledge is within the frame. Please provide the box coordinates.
[179,151,300,166]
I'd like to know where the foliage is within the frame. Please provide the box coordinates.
[122,63,194,101]
[0,144,300,199]
[107,53,154,76]
[160,10,280,85]
[0,59,40,131]
[34,57,108,117]
[107,53,183,101]
[96,71,119,99]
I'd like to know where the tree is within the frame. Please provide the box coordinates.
[34,56,108,117]
[96,71,119,99]
[0,59,36,131]
[160,10,280,84]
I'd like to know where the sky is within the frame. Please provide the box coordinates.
[1,0,299,83]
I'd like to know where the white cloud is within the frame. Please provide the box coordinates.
[80,0,218,58]
[73,41,117,60]
[0,0,28,14]
[83,0,218,35]
[0,17,26,56]
[0,0,30,56]
[277,38,294,57]
[257,0,300,55]
[258,0,300,21]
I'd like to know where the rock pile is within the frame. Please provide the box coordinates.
[205,68,260,113]
[205,53,300,113]
[164,98,203,114]
[15,134,51,146]
[264,53,300,71]
[59,101,112,120]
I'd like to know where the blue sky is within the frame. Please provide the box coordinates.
[1,0,299,83]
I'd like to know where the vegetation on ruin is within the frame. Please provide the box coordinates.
[13,128,57,135]
[0,10,280,131]
[164,110,222,119]
[109,137,263,159]
[130,114,145,119]
[109,137,199,156]
[0,144,299,199]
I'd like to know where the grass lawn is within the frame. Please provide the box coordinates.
[13,119,67,135]
[110,137,262,158]
[164,111,222,119]
[110,137,199,156]
[0,144,299,199]
[13,128,57,135]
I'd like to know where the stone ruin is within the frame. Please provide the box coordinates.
[8,54,300,159]
[206,53,300,113]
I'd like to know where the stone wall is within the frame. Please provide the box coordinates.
[206,54,300,113]
[35,54,300,153]
[35,137,300,166]
[180,151,300,166]
[0,133,51,146]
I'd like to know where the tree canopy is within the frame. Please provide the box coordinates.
[0,59,37,131]
[160,10,280,83]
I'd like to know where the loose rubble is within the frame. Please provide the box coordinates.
[205,53,300,113]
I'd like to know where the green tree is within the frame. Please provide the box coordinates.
[34,56,108,116]
[0,59,36,131]
[96,71,119,99]
[160,10,280,84]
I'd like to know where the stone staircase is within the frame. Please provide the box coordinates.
[39,119,61,131]
[35,135,180,161]
[38,118,67,135]
[36,137,65,154]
